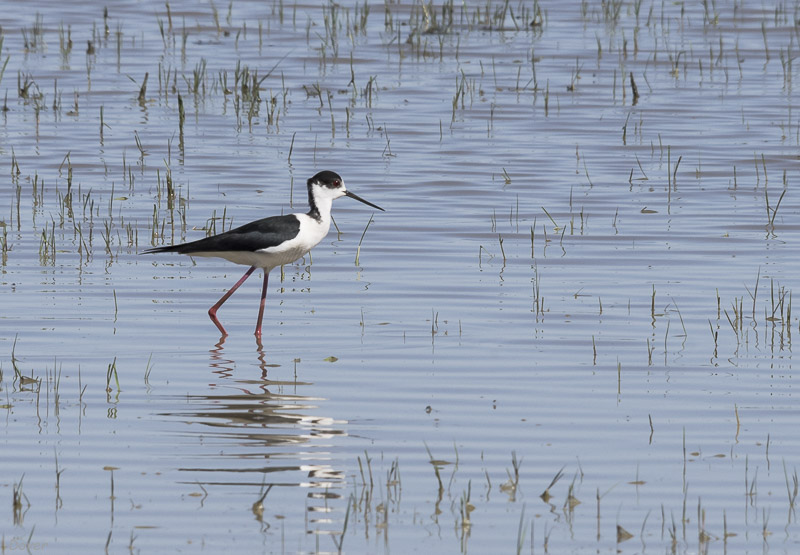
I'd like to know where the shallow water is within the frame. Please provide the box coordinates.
[2,1,800,553]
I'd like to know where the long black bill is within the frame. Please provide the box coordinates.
[345,190,385,211]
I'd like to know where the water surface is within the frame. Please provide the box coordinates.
[2,1,800,553]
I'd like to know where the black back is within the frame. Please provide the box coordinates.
[143,213,301,254]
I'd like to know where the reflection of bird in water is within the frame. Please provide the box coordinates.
[144,171,383,337]
[166,381,345,488]
[208,336,236,379]
[208,334,296,382]
[170,342,348,525]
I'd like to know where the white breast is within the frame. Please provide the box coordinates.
[255,214,331,268]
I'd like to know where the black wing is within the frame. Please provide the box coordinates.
[143,214,301,254]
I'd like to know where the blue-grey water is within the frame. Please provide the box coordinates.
[2,1,800,553]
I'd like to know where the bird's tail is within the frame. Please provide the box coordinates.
[140,245,183,254]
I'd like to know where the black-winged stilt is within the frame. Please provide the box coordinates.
[143,170,384,337]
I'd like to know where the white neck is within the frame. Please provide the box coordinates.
[307,184,339,223]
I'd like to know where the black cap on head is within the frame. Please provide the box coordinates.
[308,170,343,189]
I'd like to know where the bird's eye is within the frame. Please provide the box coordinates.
[333,180,340,186]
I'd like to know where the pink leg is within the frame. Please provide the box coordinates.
[254,271,270,337]
[208,266,256,336]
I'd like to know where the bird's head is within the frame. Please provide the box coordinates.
[308,170,384,211]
